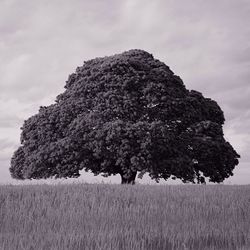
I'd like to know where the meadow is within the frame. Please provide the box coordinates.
[0,183,249,250]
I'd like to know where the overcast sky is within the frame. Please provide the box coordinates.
[0,0,249,185]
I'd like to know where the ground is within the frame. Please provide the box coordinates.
[0,183,249,250]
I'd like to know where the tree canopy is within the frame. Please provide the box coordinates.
[10,49,240,184]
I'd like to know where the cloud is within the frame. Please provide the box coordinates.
[0,115,23,128]
[0,138,16,150]
[0,137,18,168]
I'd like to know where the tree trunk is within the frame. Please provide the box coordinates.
[120,171,137,185]
[195,169,206,184]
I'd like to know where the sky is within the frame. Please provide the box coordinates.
[0,0,249,185]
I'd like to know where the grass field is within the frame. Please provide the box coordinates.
[0,183,249,250]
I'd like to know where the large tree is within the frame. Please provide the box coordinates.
[10,49,240,184]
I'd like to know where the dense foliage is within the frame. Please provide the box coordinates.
[10,49,240,184]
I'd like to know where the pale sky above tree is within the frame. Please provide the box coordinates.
[0,0,249,184]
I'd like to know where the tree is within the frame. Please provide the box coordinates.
[10,49,240,184]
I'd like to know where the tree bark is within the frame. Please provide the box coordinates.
[120,171,137,184]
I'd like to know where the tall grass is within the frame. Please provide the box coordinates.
[0,183,249,250]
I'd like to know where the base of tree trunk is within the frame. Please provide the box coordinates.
[120,171,137,184]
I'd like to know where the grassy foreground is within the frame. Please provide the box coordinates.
[0,183,249,250]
